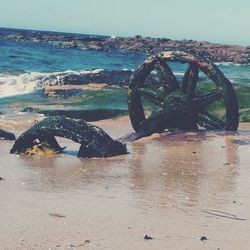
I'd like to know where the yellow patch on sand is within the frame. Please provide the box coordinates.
[25,143,59,156]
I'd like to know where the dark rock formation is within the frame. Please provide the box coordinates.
[22,108,128,121]
[1,28,249,64]
[33,69,164,91]
[45,69,133,87]
[0,129,16,141]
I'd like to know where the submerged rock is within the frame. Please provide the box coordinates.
[40,69,133,88]
[22,108,128,121]
[0,129,15,141]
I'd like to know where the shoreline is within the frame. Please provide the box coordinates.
[1,116,250,249]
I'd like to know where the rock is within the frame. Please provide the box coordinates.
[41,109,127,121]
[22,108,128,121]
[52,69,133,86]
[22,107,38,113]
[200,236,208,241]
[61,41,77,49]
[0,129,16,141]
[144,235,153,240]
[3,28,250,64]
[33,69,135,90]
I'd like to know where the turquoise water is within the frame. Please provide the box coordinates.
[0,27,250,103]
[0,39,146,74]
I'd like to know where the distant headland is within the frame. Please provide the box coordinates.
[1,27,250,64]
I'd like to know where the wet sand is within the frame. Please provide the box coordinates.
[1,116,250,249]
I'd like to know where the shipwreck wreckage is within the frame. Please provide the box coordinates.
[1,51,239,157]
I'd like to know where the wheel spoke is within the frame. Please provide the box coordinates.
[128,51,239,134]
[139,111,167,134]
[192,89,223,110]
[39,134,64,153]
[181,63,199,98]
[197,111,226,130]
[156,58,179,92]
[137,87,164,106]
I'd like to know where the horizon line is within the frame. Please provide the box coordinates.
[0,25,247,48]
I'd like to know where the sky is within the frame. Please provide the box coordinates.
[0,0,250,45]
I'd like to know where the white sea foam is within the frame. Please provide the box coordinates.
[174,72,185,76]
[0,69,104,98]
[214,62,243,67]
[0,72,40,97]
[0,67,248,98]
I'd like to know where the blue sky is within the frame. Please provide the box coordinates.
[0,0,250,45]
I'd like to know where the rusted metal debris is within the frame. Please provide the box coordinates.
[128,51,239,137]
[9,51,239,157]
[10,116,127,158]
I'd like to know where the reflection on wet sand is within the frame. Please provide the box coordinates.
[18,152,129,193]
[128,131,240,212]
[17,130,241,214]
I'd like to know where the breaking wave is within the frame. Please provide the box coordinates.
[0,69,105,97]
[1,64,250,98]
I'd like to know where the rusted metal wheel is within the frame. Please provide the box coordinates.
[128,51,239,134]
[10,116,127,158]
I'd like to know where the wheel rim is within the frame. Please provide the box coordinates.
[128,51,239,132]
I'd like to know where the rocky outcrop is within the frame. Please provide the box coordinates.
[22,108,128,121]
[1,28,250,64]
[33,69,163,92]
[51,69,133,86]
[0,129,15,140]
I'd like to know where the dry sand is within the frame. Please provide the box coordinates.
[1,116,250,249]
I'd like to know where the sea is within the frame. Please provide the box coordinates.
[0,27,250,113]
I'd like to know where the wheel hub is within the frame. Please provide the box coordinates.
[163,91,198,130]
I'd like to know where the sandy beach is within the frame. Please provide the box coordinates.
[0,115,250,249]
[1,0,250,248]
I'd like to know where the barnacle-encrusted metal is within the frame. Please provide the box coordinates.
[128,51,239,136]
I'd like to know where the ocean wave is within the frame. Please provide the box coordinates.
[0,67,250,98]
[214,62,245,67]
[0,69,131,97]
[174,72,185,76]
[0,69,107,97]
